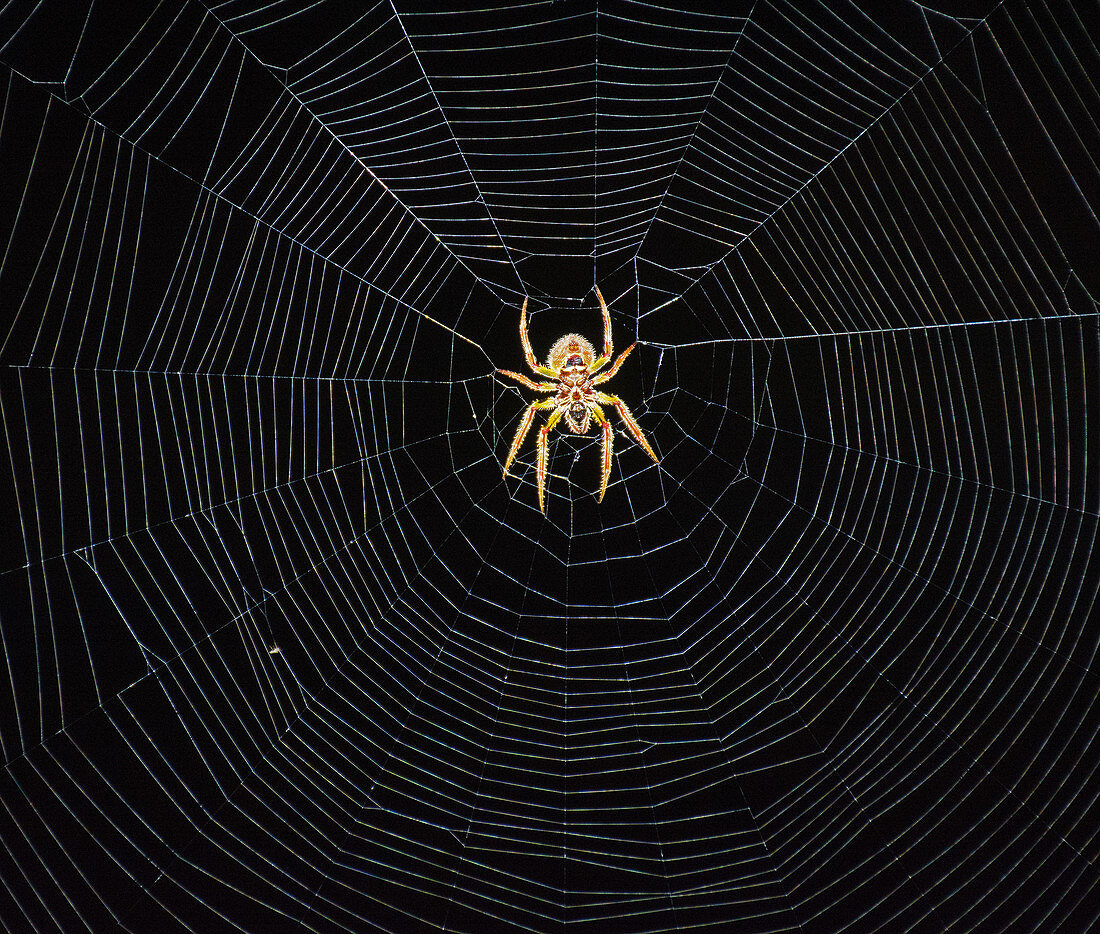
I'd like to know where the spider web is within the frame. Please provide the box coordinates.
[0,1,1098,932]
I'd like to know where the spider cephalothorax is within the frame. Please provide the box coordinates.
[497,287,659,512]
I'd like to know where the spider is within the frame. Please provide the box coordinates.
[498,287,659,512]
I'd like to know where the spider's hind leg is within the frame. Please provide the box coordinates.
[519,297,558,378]
[497,369,556,392]
[590,286,613,373]
[592,343,635,386]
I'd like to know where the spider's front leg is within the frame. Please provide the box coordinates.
[591,404,613,502]
[536,409,563,513]
[598,392,659,464]
[504,398,556,478]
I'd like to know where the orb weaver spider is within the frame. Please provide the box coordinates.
[498,287,659,512]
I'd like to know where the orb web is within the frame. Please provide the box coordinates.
[0,1,1098,932]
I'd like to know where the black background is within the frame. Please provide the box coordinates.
[1,1,1098,932]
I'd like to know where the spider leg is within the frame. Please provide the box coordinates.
[519,297,558,379]
[591,342,635,386]
[589,286,614,373]
[504,398,555,478]
[591,403,613,502]
[597,392,659,464]
[536,409,563,513]
[497,369,556,392]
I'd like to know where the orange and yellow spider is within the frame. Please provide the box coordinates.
[498,287,659,512]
